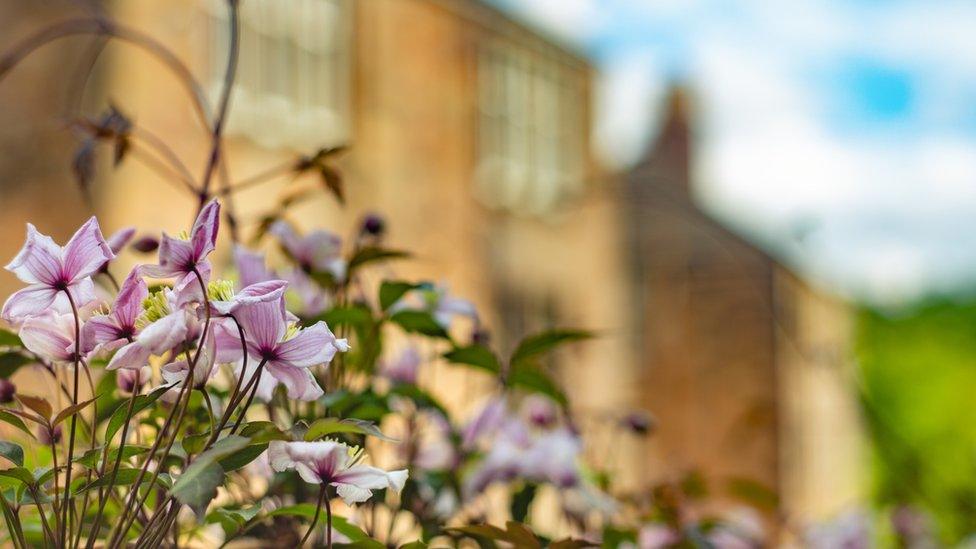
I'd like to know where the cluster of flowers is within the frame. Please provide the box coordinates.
[0,201,411,547]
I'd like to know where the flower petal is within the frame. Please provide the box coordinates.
[62,217,115,282]
[1,285,58,322]
[275,322,342,368]
[106,227,136,254]
[106,341,151,370]
[265,362,324,401]
[144,234,195,278]
[5,224,63,286]
[82,315,122,349]
[137,310,189,354]
[235,299,286,352]
[20,313,74,362]
[114,268,148,329]
[191,199,220,261]
[335,484,373,505]
[234,246,273,287]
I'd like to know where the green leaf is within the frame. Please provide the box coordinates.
[207,505,261,538]
[510,483,537,523]
[332,516,381,545]
[217,443,268,472]
[348,247,409,272]
[52,396,98,427]
[318,305,373,329]
[509,329,594,367]
[16,395,51,421]
[104,384,172,443]
[238,421,290,444]
[0,467,34,486]
[508,367,567,407]
[0,442,24,467]
[389,311,449,339]
[75,467,162,493]
[0,410,33,439]
[172,462,223,519]
[399,542,428,549]
[171,435,250,519]
[379,281,418,311]
[182,432,209,455]
[443,344,501,374]
[304,418,397,442]
[0,353,30,378]
[0,329,22,348]
[267,503,316,519]
[387,385,449,416]
[551,539,598,549]
[74,445,149,469]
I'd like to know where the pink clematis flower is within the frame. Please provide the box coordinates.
[2,217,114,322]
[143,199,220,292]
[220,298,348,400]
[160,326,218,402]
[234,246,328,317]
[106,288,191,371]
[210,279,289,316]
[381,346,421,385]
[20,312,87,363]
[83,268,148,357]
[268,440,408,505]
[390,283,478,330]
[270,221,346,281]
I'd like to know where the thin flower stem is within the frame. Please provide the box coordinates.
[48,429,62,540]
[131,127,198,192]
[29,487,56,548]
[198,0,240,211]
[201,389,217,436]
[61,289,83,549]
[299,485,328,548]
[126,268,212,547]
[71,361,100,549]
[206,315,248,446]
[129,145,199,195]
[85,384,140,549]
[220,160,296,196]
[229,361,264,435]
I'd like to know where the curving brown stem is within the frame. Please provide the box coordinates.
[197,0,240,213]
[0,18,212,131]
[61,289,83,548]
[299,485,329,548]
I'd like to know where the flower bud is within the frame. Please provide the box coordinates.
[621,411,655,435]
[38,424,62,446]
[131,235,159,253]
[117,367,150,394]
[360,213,385,237]
[0,379,15,403]
[471,328,491,347]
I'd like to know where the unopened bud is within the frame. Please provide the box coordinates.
[360,213,386,237]
[0,379,15,403]
[621,411,655,436]
[38,424,62,445]
[131,235,159,253]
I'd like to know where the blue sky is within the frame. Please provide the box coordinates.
[490,0,976,303]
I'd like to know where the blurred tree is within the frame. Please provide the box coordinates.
[858,299,976,543]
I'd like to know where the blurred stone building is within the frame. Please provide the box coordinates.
[626,89,865,527]
[0,0,864,537]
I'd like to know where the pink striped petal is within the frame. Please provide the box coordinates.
[1,285,58,322]
[62,217,114,282]
[275,322,342,368]
[5,224,63,286]
[265,362,323,401]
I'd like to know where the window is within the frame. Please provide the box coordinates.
[476,42,586,215]
[202,0,351,150]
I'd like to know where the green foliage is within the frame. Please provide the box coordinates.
[304,417,396,442]
[857,299,976,542]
